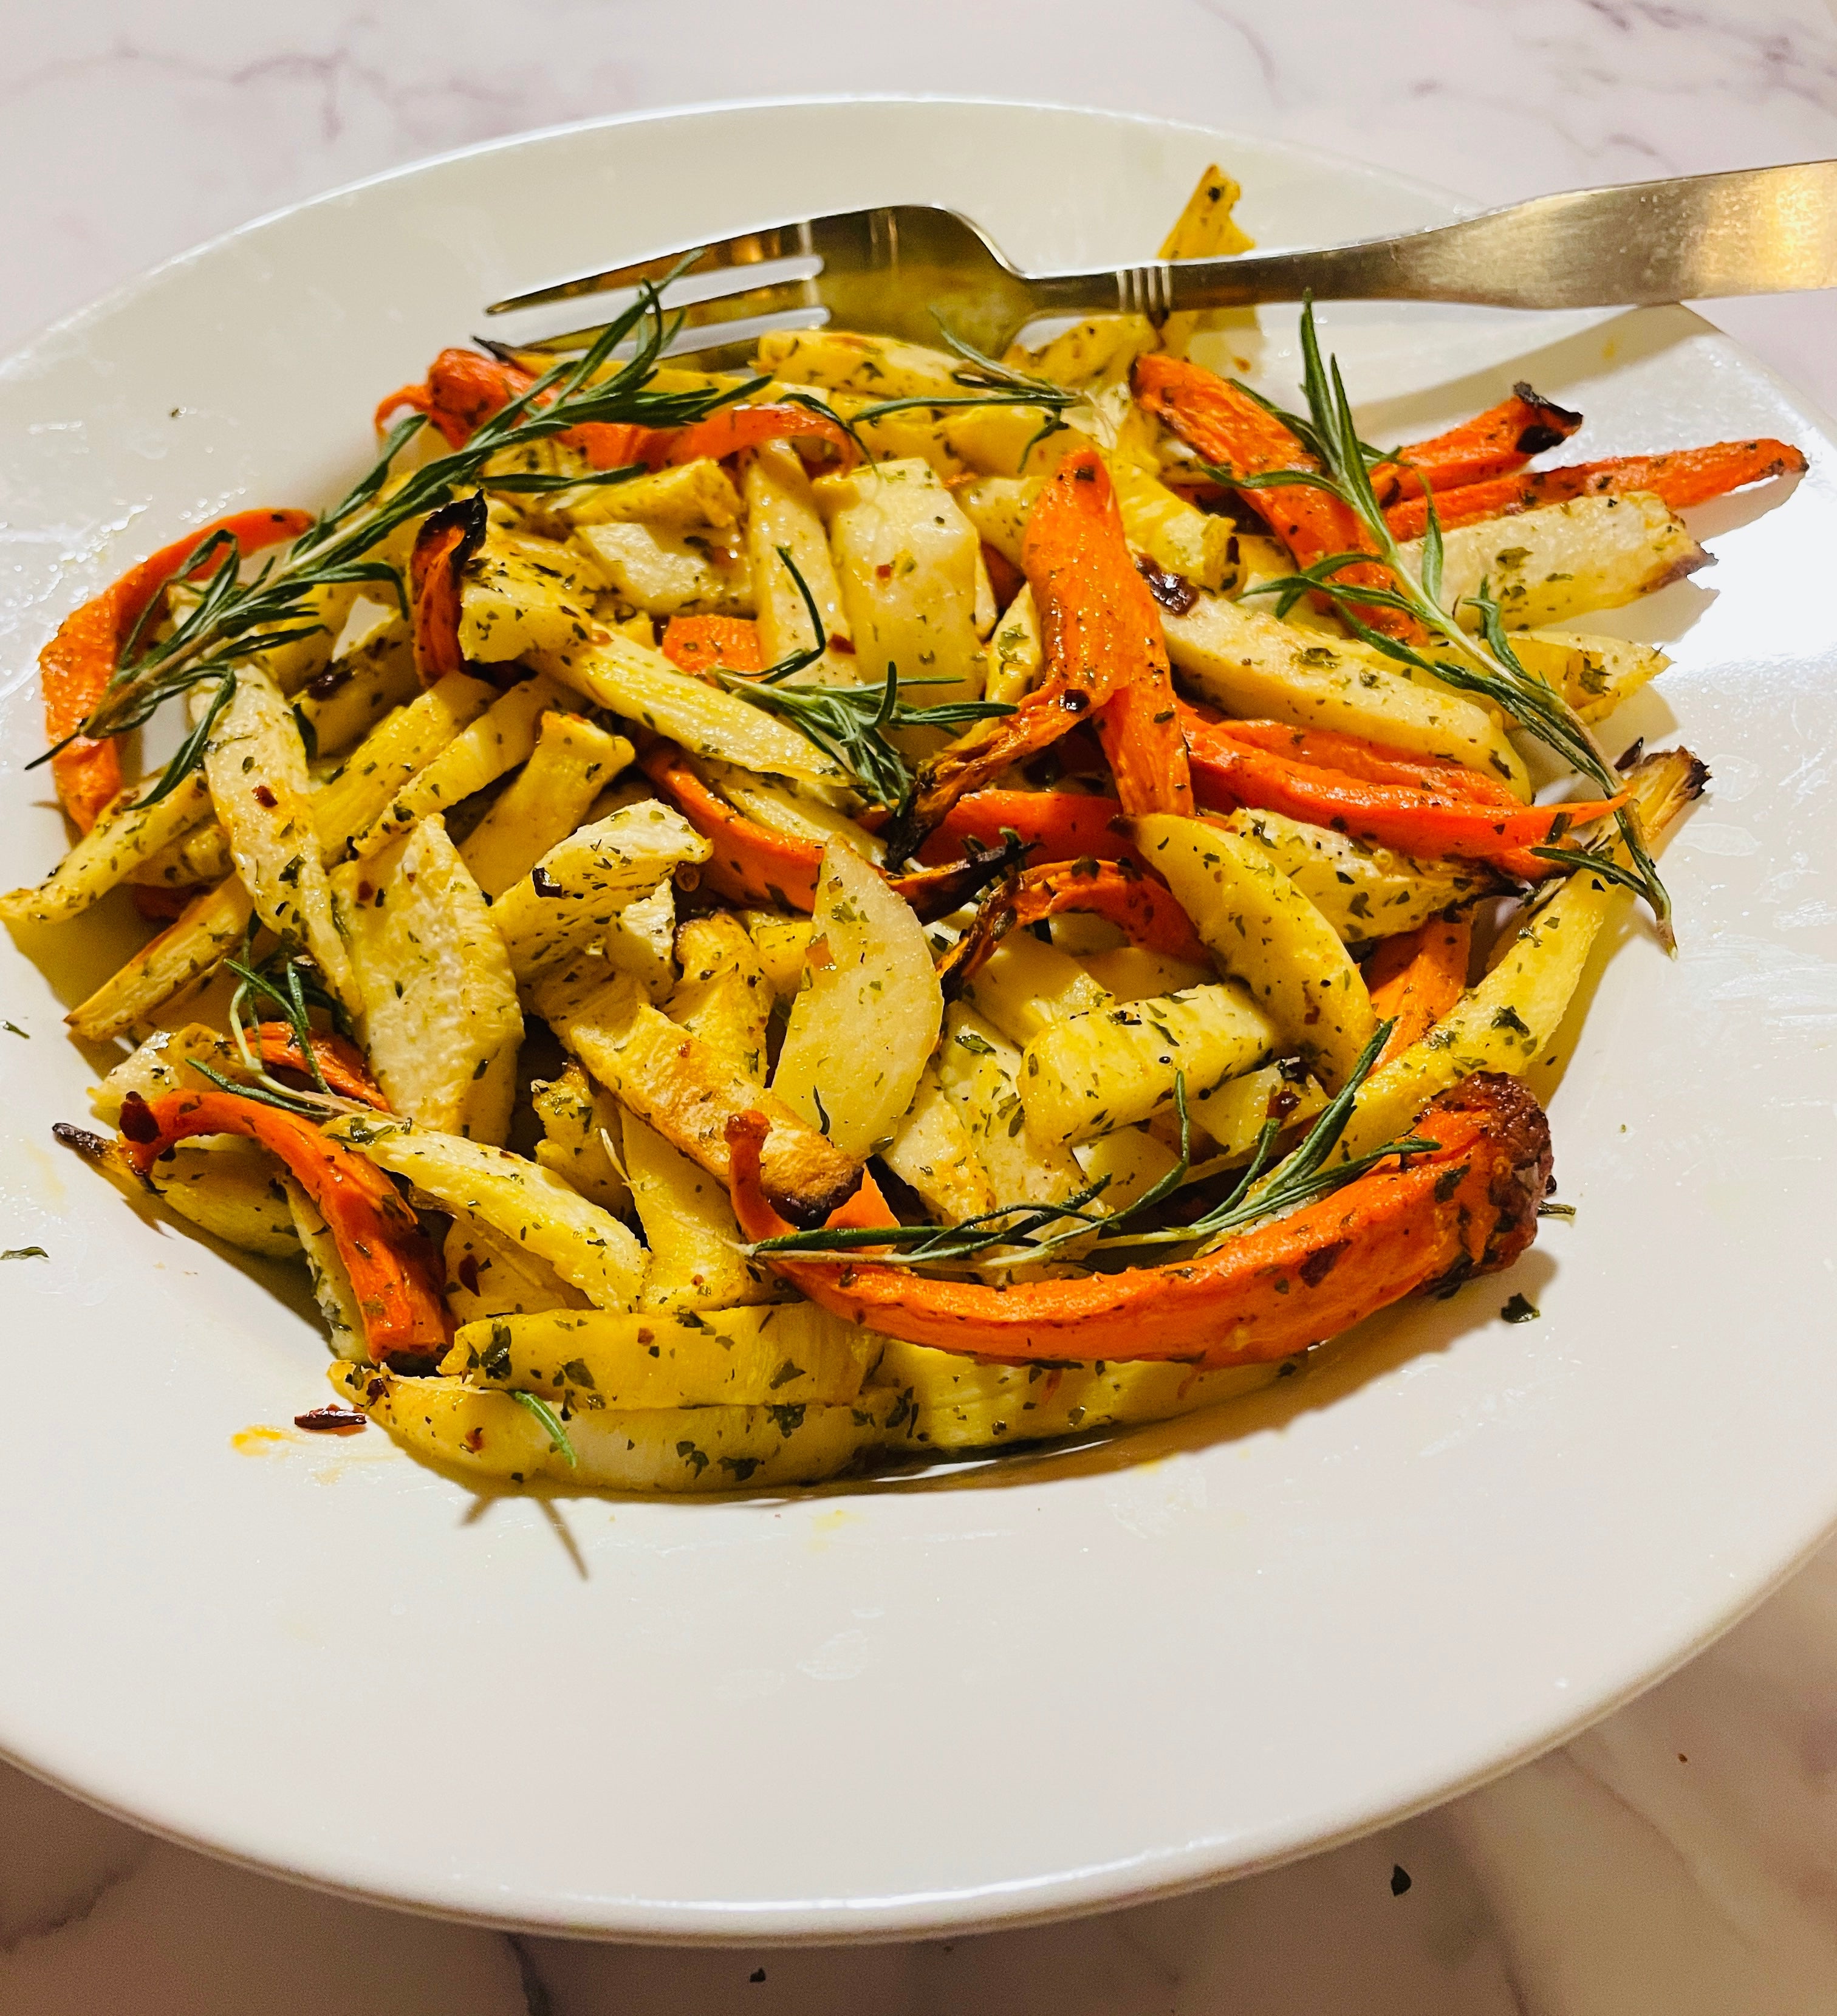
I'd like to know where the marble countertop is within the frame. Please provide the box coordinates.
[5,2,1837,2009]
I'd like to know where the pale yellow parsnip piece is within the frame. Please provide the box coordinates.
[66,877,254,1044]
[326,1114,646,1312]
[527,622,846,787]
[623,1112,778,1312]
[459,712,634,899]
[310,671,496,855]
[349,673,564,861]
[769,840,942,1160]
[1131,813,1375,1091]
[203,665,354,1006]
[443,1303,875,1408]
[1019,984,1274,1145]
[330,818,523,1143]
[882,1063,998,1227]
[1,770,213,925]
[1398,492,1708,632]
[335,1362,905,1492]
[742,440,856,685]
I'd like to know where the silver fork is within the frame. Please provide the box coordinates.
[487,159,1837,360]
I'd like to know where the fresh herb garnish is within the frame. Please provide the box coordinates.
[35,271,742,807]
[749,1022,1436,1270]
[1223,300,1672,947]
[3,1021,28,1038]
[720,550,1013,809]
[1500,1292,1540,1323]
[1,1246,47,1261]
[511,1389,578,1467]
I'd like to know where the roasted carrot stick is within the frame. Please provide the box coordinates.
[1370,384,1583,506]
[890,450,1186,860]
[725,1072,1550,1366]
[408,495,487,685]
[1006,859,1210,965]
[1366,919,1473,1066]
[917,789,1140,869]
[1382,437,1807,540]
[652,403,857,471]
[41,507,312,831]
[639,740,823,909]
[253,1024,392,1110]
[116,1088,448,1360]
[1200,718,1524,809]
[659,614,764,681]
[1132,353,1422,643]
[1186,718,1624,877]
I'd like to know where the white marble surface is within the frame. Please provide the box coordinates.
[5,1,1837,2007]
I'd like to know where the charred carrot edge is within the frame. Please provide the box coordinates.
[1370,383,1584,506]
[725,1074,1551,1366]
[891,451,1183,860]
[655,404,858,472]
[1010,859,1210,965]
[640,741,823,910]
[660,614,764,681]
[1367,919,1473,1067]
[1195,715,1522,809]
[1131,354,1421,643]
[253,1024,392,1110]
[1383,437,1808,540]
[916,789,1141,869]
[117,1089,448,1360]
[1186,721,1624,878]
[41,507,313,831]
[408,495,487,687]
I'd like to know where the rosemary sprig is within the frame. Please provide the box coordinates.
[185,930,366,1119]
[749,1023,1436,1270]
[38,272,743,805]
[721,551,1014,808]
[1225,300,1673,947]
[510,1389,578,1468]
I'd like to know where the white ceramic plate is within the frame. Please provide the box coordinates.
[2,98,1833,1943]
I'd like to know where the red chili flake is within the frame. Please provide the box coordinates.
[117,1090,160,1145]
[252,783,278,809]
[366,1377,388,1402]
[294,1405,367,1434]
[530,865,565,899]
[463,1426,484,1453]
[874,563,892,580]
[356,881,375,903]
[456,1253,481,1294]
[829,634,856,655]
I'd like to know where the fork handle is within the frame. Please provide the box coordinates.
[1028,160,1837,317]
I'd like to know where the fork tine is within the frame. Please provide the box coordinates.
[485,217,834,316]
[514,276,827,356]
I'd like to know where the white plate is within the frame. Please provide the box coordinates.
[2,98,1833,1943]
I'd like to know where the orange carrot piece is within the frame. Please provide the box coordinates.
[1366,919,1473,1066]
[654,404,858,472]
[1186,720,1623,878]
[639,741,823,910]
[117,1088,448,1360]
[40,508,313,831]
[725,1073,1551,1366]
[1199,716,1523,808]
[917,789,1140,869]
[1383,437,1807,540]
[1132,354,1422,643]
[891,450,1186,859]
[1008,859,1210,965]
[253,1024,392,1111]
[1370,384,1583,506]
[408,496,486,686]
[660,615,764,681]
